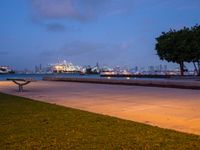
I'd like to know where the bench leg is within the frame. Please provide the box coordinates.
[19,85,23,92]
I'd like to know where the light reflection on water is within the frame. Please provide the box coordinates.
[0,73,167,81]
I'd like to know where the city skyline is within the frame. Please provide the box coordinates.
[1,0,200,70]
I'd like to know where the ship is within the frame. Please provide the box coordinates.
[52,60,81,73]
[0,66,15,74]
[80,63,101,75]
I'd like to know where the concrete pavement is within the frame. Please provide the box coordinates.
[1,81,200,135]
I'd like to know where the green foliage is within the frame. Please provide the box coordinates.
[192,25,200,59]
[190,25,200,75]
[1,93,200,149]
[156,28,189,63]
[155,24,200,75]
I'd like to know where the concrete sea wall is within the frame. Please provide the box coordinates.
[43,77,200,90]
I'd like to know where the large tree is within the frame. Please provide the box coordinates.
[155,28,191,76]
[156,25,200,76]
[190,25,200,76]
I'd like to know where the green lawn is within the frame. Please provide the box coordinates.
[0,93,200,150]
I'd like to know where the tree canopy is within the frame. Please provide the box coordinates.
[155,25,200,76]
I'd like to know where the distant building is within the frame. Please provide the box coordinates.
[52,60,80,73]
[35,64,44,73]
[164,65,167,72]
[148,66,155,72]
[134,66,138,72]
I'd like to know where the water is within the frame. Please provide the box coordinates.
[0,73,101,81]
[0,73,169,81]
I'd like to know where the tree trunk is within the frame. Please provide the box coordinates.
[179,62,184,76]
[198,61,200,76]
[192,61,200,76]
[193,62,198,75]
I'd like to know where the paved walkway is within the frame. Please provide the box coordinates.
[1,81,200,135]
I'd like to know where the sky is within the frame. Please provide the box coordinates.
[0,0,200,70]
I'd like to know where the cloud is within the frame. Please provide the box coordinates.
[40,41,106,58]
[45,23,66,32]
[30,0,135,31]
[31,0,134,22]
[148,0,200,11]
[40,40,134,60]
[59,40,134,57]
[31,18,74,32]
[60,41,107,56]
[31,0,78,19]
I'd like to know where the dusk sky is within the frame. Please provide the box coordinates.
[0,0,200,70]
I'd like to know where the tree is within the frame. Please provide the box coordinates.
[155,28,190,76]
[190,25,200,76]
[156,25,200,76]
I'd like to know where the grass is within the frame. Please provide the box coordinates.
[0,93,200,150]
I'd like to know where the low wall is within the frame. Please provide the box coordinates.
[43,77,200,90]
[100,74,171,78]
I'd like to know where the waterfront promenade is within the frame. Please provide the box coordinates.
[0,80,200,135]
